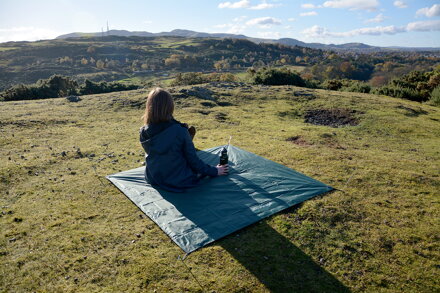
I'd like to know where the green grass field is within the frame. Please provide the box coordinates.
[1,84,439,292]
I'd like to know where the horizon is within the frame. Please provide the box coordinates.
[0,0,440,47]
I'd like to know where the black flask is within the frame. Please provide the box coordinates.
[219,147,228,165]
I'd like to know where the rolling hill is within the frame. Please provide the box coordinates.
[56,29,440,52]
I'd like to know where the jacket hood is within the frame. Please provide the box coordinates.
[140,121,177,155]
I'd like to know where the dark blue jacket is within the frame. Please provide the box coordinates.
[140,119,218,192]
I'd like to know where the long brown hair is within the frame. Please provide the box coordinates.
[142,88,174,125]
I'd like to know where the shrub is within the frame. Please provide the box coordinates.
[0,75,139,101]
[79,79,138,95]
[251,67,305,86]
[0,84,37,101]
[373,85,423,102]
[340,81,371,93]
[304,79,321,89]
[35,75,78,97]
[0,75,77,101]
[171,72,206,86]
[170,72,237,86]
[430,86,440,106]
[322,79,343,91]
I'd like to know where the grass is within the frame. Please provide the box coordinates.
[284,65,306,73]
[1,84,439,292]
[0,47,19,52]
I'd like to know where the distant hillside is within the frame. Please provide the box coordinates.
[1,35,439,92]
[56,29,440,52]
[0,36,325,90]
[57,29,249,43]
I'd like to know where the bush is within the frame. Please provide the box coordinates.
[430,86,440,106]
[79,79,138,95]
[340,81,371,93]
[0,75,139,101]
[322,79,343,91]
[170,72,237,86]
[0,84,37,101]
[304,79,321,89]
[36,75,78,97]
[373,85,423,101]
[251,67,305,86]
[0,75,77,101]
[171,72,206,86]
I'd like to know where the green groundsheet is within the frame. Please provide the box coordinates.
[107,145,333,253]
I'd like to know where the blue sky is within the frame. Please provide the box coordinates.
[0,0,439,47]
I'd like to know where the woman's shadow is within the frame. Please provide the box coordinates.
[219,219,350,293]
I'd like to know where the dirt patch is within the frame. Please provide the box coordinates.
[200,101,216,108]
[304,108,359,127]
[278,109,302,119]
[396,105,428,117]
[319,133,347,150]
[0,119,75,128]
[217,101,234,107]
[66,95,81,102]
[193,109,212,115]
[285,136,312,146]
[293,91,316,100]
[110,98,144,109]
[213,112,228,122]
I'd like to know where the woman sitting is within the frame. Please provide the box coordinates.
[139,88,228,192]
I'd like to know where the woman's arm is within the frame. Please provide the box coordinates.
[181,129,219,177]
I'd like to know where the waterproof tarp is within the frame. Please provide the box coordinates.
[107,145,333,253]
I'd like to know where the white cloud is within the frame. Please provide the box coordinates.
[233,16,248,22]
[143,20,153,24]
[214,23,247,34]
[246,17,281,28]
[257,31,281,38]
[407,20,440,32]
[348,25,405,36]
[218,0,250,9]
[300,11,318,16]
[0,27,60,42]
[323,0,379,11]
[214,24,230,29]
[250,1,280,10]
[301,24,405,38]
[302,25,330,38]
[302,20,440,39]
[365,13,385,23]
[219,0,280,10]
[416,4,440,18]
[288,18,296,22]
[216,15,282,34]
[393,1,407,9]
[301,3,316,9]
[216,15,281,34]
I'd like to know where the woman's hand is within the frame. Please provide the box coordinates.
[216,164,229,176]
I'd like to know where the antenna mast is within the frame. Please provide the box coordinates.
[106,21,109,35]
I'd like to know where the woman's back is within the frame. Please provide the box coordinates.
[140,120,217,192]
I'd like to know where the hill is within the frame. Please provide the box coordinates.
[1,35,439,93]
[0,36,325,90]
[1,84,439,292]
[56,29,440,52]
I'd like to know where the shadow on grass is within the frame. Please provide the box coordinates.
[220,221,350,293]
